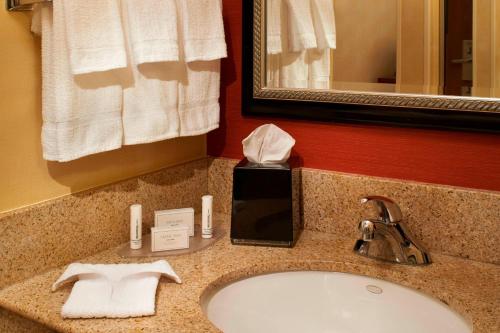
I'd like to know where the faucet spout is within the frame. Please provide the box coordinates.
[359,220,375,241]
[353,196,431,265]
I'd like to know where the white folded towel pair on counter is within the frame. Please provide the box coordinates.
[52,260,181,319]
[32,0,227,162]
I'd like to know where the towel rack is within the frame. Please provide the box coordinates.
[6,0,51,11]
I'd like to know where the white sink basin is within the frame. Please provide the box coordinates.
[201,271,472,333]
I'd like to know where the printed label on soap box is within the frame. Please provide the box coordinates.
[154,208,194,236]
[151,226,189,252]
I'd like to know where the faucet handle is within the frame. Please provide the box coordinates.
[361,196,402,224]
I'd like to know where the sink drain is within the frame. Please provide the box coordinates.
[366,285,383,294]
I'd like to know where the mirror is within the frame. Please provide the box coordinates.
[264,0,499,98]
[243,0,500,132]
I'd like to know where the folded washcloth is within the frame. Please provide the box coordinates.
[123,0,179,65]
[285,0,317,52]
[33,1,123,162]
[311,0,337,49]
[177,0,227,62]
[61,0,127,74]
[52,260,181,319]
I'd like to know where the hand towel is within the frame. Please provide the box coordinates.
[285,0,317,52]
[34,1,123,162]
[61,0,127,75]
[176,0,225,136]
[280,51,308,88]
[311,0,337,49]
[122,62,182,145]
[123,0,179,65]
[266,0,283,54]
[266,0,305,89]
[121,4,181,145]
[177,0,227,62]
[307,48,331,89]
[178,60,222,136]
[52,260,182,319]
[266,54,281,88]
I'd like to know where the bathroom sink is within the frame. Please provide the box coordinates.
[201,271,472,333]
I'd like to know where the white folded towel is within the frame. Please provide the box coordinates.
[285,0,317,52]
[177,0,227,62]
[311,0,337,49]
[178,60,221,136]
[123,0,179,65]
[34,1,123,162]
[61,0,127,74]
[266,0,283,54]
[52,260,181,319]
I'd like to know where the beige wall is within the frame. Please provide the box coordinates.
[0,9,206,213]
[334,0,398,84]
[397,0,424,93]
[396,0,442,94]
[473,0,500,97]
[496,0,500,97]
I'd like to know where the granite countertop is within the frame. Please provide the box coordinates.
[0,213,498,333]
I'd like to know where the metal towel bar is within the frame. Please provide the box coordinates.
[6,0,51,11]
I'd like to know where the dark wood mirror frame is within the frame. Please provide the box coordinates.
[242,0,500,133]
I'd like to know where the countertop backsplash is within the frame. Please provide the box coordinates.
[0,158,208,289]
[208,157,500,264]
[1,156,498,291]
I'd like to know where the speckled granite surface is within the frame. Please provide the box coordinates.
[208,158,237,215]
[1,157,499,332]
[0,214,498,333]
[208,158,500,264]
[0,158,208,289]
[301,167,500,264]
[0,308,55,333]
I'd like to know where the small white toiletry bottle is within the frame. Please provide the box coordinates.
[202,195,213,239]
[130,204,142,249]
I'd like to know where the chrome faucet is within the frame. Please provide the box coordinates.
[353,196,431,265]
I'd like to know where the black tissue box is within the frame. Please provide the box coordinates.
[230,158,300,247]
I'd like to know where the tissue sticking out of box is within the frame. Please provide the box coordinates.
[242,124,296,164]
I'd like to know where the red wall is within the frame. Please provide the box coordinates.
[208,0,500,191]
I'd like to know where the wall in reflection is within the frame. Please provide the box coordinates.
[334,0,397,93]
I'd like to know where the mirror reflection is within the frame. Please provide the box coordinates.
[265,0,500,98]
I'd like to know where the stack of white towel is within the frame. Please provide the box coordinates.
[52,260,182,318]
[266,0,336,90]
[32,0,227,162]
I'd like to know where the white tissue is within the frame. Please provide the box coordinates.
[242,124,296,164]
